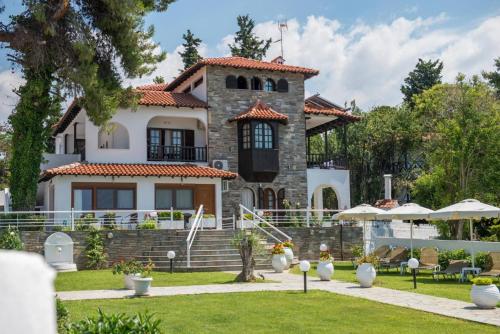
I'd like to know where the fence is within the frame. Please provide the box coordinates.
[238,207,342,228]
[374,237,500,255]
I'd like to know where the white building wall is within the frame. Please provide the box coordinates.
[307,168,351,210]
[175,67,207,102]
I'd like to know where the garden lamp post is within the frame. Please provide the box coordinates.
[408,258,419,289]
[167,251,176,274]
[319,244,328,252]
[299,260,311,293]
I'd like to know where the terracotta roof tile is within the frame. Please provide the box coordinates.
[229,100,288,123]
[374,199,399,209]
[137,90,207,108]
[136,83,169,91]
[40,163,237,181]
[166,56,319,90]
[304,101,361,122]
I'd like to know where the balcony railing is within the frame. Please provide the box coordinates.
[307,153,347,169]
[147,145,207,162]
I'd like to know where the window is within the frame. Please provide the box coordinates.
[241,123,251,149]
[155,187,194,210]
[237,76,248,89]
[254,122,273,149]
[73,189,92,211]
[264,78,276,92]
[226,75,237,89]
[250,77,262,90]
[277,79,289,92]
[72,184,136,210]
[193,77,203,88]
[96,189,135,210]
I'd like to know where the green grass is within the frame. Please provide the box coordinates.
[290,261,500,305]
[55,270,239,291]
[63,291,499,333]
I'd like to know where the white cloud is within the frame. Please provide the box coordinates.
[0,70,23,123]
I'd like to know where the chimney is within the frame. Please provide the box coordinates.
[271,56,285,64]
[384,174,392,200]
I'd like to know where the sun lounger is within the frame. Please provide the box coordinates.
[478,252,500,282]
[417,247,440,271]
[432,260,468,280]
[379,246,408,271]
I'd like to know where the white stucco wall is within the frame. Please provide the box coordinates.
[307,168,351,210]
[175,67,207,102]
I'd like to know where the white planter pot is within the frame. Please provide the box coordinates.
[272,254,287,273]
[132,277,153,296]
[158,220,184,230]
[470,284,500,309]
[203,218,216,228]
[317,261,334,281]
[356,263,376,288]
[124,273,140,290]
[283,247,294,270]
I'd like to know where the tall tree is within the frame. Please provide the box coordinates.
[0,1,173,209]
[229,15,271,60]
[401,58,443,107]
[482,57,500,97]
[178,29,202,70]
[153,75,165,84]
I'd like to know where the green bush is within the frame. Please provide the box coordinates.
[350,245,363,258]
[0,213,46,231]
[75,214,97,231]
[470,252,492,271]
[112,259,143,275]
[66,309,161,334]
[137,219,157,230]
[157,211,171,220]
[471,277,493,285]
[56,298,69,333]
[102,212,117,230]
[243,213,254,220]
[0,226,23,250]
[438,249,469,269]
[85,229,108,269]
[172,211,183,220]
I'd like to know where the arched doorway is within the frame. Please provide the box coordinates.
[241,188,255,209]
[311,185,340,220]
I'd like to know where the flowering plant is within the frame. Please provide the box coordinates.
[282,240,294,248]
[320,251,333,262]
[141,259,155,278]
[271,243,285,255]
[356,254,380,266]
[112,259,143,276]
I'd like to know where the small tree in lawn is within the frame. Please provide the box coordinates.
[85,229,108,269]
[229,15,271,60]
[232,230,262,282]
[178,29,202,70]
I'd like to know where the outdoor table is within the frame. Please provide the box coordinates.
[400,261,408,275]
[459,267,481,282]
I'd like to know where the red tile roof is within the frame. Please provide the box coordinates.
[304,100,361,122]
[40,163,237,181]
[374,199,399,209]
[229,100,288,123]
[166,57,319,90]
[137,90,207,108]
[136,83,169,91]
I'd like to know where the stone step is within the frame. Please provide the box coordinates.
[154,264,272,272]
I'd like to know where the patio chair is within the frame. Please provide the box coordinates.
[379,246,408,272]
[478,252,500,282]
[373,245,391,259]
[417,247,440,272]
[432,260,468,280]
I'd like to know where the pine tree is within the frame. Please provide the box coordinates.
[482,57,500,97]
[179,30,202,70]
[401,58,443,107]
[153,76,165,84]
[229,15,272,60]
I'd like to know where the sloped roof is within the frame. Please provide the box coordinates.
[137,90,207,108]
[40,162,238,181]
[304,95,361,122]
[136,83,169,91]
[229,100,288,124]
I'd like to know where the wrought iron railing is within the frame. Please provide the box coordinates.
[147,145,207,162]
[306,153,347,169]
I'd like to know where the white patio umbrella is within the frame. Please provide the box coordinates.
[429,199,500,268]
[333,204,386,255]
[377,203,434,258]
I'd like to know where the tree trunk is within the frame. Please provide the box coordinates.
[235,236,256,282]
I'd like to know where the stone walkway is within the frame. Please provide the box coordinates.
[57,271,500,327]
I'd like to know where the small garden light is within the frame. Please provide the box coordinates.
[408,257,419,289]
[167,251,176,274]
[299,260,311,293]
[319,244,328,252]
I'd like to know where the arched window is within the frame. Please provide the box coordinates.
[98,122,129,149]
[241,123,251,149]
[254,122,273,149]
[250,77,263,90]
[263,188,276,210]
[226,75,237,89]
[241,188,255,208]
[277,79,289,92]
[237,76,248,89]
[264,78,276,92]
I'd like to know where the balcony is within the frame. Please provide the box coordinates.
[147,145,207,162]
[307,153,347,169]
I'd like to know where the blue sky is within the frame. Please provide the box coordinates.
[0,0,499,119]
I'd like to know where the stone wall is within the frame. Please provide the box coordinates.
[206,66,308,216]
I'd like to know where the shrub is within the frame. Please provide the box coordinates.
[102,212,117,230]
[471,277,493,285]
[112,259,143,275]
[356,254,380,266]
[85,229,108,269]
[157,211,171,220]
[75,214,97,231]
[137,219,157,230]
[56,297,69,333]
[66,309,161,334]
[141,259,155,278]
[243,213,254,220]
[0,226,23,250]
[350,245,363,258]
[0,213,46,231]
[438,249,468,269]
[471,252,492,271]
[172,211,183,220]
[282,240,294,248]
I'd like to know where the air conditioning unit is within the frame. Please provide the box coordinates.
[212,159,228,170]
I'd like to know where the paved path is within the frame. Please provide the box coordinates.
[57,271,500,327]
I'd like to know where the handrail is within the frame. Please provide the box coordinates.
[186,205,204,268]
[239,204,292,242]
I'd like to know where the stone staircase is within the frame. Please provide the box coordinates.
[139,230,274,272]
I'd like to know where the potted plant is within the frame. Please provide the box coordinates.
[470,277,500,309]
[271,243,287,273]
[356,254,379,288]
[238,213,255,228]
[137,219,157,230]
[112,259,143,289]
[317,250,334,281]
[282,240,294,269]
[131,259,155,296]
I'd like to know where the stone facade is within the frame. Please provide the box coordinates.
[206,65,308,216]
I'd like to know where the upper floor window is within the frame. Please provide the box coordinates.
[98,122,129,149]
[250,77,263,90]
[226,75,237,89]
[264,79,276,92]
[241,123,251,149]
[254,122,273,149]
[237,76,248,89]
[277,79,289,93]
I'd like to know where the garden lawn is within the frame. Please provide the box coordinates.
[290,261,500,306]
[63,291,499,334]
[55,270,238,291]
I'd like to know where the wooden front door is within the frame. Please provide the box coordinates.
[194,184,215,214]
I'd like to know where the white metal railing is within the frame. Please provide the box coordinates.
[239,205,292,243]
[240,207,341,228]
[186,205,204,268]
[221,215,236,230]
